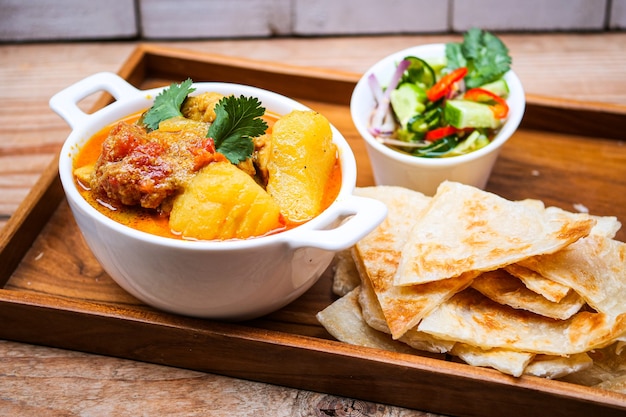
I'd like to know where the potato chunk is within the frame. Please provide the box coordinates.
[74,164,95,186]
[157,116,209,137]
[169,161,283,240]
[266,110,337,223]
[181,92,224,123]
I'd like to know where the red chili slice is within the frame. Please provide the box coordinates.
[425,126,459,142]
[463,87,509,119]
[426,67,468,102]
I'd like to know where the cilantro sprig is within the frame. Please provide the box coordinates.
[208,95,268,164]
[445,28,512,89]
[142,78,196,130]
[140,79,268,165]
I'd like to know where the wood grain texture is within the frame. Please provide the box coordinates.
[2,34,626,416]
[0,339,431,417]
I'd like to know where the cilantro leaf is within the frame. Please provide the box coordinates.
[208,95,268,164]
[141,78,196,130]
[445,42,466,70]
[445,28,512,89]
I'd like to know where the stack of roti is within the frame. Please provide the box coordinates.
[317,181,626,381]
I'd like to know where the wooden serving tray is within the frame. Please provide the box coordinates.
[2,44,626,417]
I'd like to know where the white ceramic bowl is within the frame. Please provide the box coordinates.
[50,72,387,320]
[351,43,525,196]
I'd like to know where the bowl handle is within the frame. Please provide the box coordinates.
[49,72,141,129]
[287,196,387,251]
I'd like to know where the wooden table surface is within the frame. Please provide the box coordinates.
[1,33,626,416]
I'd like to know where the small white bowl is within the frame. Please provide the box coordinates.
[50,72,387,320]
[351,43,525,196]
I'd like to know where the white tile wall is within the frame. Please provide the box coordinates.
[610,0,626,29]
[452,0,607,32]
[292,0,448,36]
[139,0,291,39]
[0,0,622,42]
[0,0,137,41]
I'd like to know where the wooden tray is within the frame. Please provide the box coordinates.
[2,44,626,417]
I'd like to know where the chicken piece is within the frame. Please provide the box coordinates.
[252,133,272,185]
[91,121,224,210]
[182,92,225,123]
[237,158,256,179]
[233,134,272,185]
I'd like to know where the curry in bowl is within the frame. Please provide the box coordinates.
[51,73,386,319]
[72,79,341,241]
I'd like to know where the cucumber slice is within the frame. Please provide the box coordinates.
[424,56,447,73]
[401,56,436,88]
[444,99,499,129]
[447,130,490,156]
[478,79,509,98]
[390,83,427,127]
[413,136,459,158]
[407,107,441,135]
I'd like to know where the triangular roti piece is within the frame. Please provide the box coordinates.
[316,287,419,355]
[358,271,476,341]
[417,288,626,355]
[394,181,596,286]
[450,344,535,377]
[471,269,585,320]
[559,343,626,388]
[505,209,619,303]
[504,264,571,303]
[524,353,593,379]
[358,269,455,354]
[352,185,475,339]
[316,287,445,360]
[357,266,392,334]
[595,375,626,393]
[518,198,546,210]
[546,205,621,239]
[331,249,361,296]
[518,234,626,318]
[588,214,621,238]
[399,324,457,355]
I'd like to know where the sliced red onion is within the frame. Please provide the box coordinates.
[368,73,384,103]
[368,59,410,137]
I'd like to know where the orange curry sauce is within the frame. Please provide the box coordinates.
[73,111,343,240]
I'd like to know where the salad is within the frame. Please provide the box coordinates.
[368,28,513,158]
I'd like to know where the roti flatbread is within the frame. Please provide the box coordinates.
[352,185,474,339]
[518,234,626,318]
[316,287,445,360]
[471,269,585,320]
[524,353,593,379]
[394,181,596,286]
[504,264,571,303]
[358,269,455,354]
[417,288,626,355]
[560,343,626,388]
[547,205,621,239]
[316,287,420,355]
[450,344,534,377]
[588,214,621,238]
[332,249,360,296]
[317,183,625,381]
